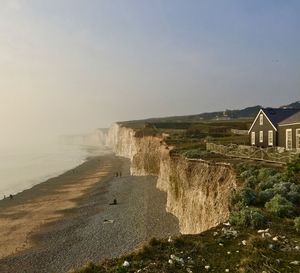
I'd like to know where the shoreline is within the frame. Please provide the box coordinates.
[0,145,112,198]
[0,153,105,207]
[0,154,117,259]
[0,154,180,273]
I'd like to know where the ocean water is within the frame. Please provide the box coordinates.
[0,142,108,197]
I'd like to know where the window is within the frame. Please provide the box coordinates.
[268,130,273,146]
[259,114,263,125]
[286,129,292,150]
[251,132,255,145]
[259,131,263,143]
[296,129,300,149]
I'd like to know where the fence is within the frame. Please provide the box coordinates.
[206,142,299,164]
[230,129,248,135]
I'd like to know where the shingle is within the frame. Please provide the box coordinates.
[279,111,300,125]
[262,108,300,126]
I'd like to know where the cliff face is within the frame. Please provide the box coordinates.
[107,123,237,234]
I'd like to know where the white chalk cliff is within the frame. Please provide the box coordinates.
[106,123,237,234]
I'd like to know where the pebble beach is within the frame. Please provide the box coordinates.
[0,155,179,273]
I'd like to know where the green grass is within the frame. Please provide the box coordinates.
[117,119,251,160]
[72,218,300,273]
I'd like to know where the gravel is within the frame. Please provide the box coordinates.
[0,156,180,273]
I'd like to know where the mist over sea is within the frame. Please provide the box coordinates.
[0,133,109,197]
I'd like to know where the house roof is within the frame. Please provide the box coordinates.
[279,111,300,125]
[262,108,300,126]
[248,108,300,133]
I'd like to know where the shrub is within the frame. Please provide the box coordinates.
[286,191,300,204]
[236,163,251,174]
[294,217,300,232]
[256,173,282,191]
[229,209,246,227]
[287,156,300,182]
[257,168,276,182]
[182,149,208,159]
[257,189,274,205]
[240,168,258,180]
[272,182,292,197]
[290,183,300,193]
[238,188,257,206]
[249,210,267,228]
[115,267,128,273]
[245,176,258,189]
[231,191,240,206]
[287,184,300,204]
[265,194,295,218]
[229,208,266,228]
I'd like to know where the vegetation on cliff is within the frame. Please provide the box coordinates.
[72,158,300,273]
[120,119,250,160]
[231,158,300,225]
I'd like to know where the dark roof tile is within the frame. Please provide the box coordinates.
[262,108,300,126]
[279,111,300,125]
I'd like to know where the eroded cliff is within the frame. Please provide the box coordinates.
[107,123,237,234]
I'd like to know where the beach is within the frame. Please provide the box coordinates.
[0,154,179,273]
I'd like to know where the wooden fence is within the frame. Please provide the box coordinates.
[206,143,299,164]
[230,129,248,135]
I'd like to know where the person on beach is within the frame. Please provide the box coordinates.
[109,199,117,205]
[116,172,119,177]
[9,194,13,200]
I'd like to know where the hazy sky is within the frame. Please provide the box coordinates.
[0,0,299,145]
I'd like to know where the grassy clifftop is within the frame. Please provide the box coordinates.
[119,119,251,161]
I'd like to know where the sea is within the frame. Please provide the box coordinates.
[0,139,109,198]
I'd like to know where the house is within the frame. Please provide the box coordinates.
[248,108,300,150]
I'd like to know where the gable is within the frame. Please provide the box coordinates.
[248,109,277,133]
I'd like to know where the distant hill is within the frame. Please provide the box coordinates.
[281,101,300,109]
[142,105,262,123]
[120,100,300,126]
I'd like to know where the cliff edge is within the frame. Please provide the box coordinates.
[107,123,237,234]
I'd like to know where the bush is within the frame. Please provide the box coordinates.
[287,184,300,204]
[257,189,274,205]
[272,182,292,197]
[115,267,128,273]
[234,188,257,206]
[290,183,300,193]
[286,191,300,204]
[287,156,300,181]
[265,194,295,218]
[256,173,282,191]
[236,163,249,174]
[257,168,276,182]
[294,217,300,232]
[245,176,258,189]
[250,210,267,228]
[182,149,208,159]
[240,168,258,180]
[229,208,266,228]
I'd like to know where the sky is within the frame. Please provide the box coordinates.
[0,0,299,146]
